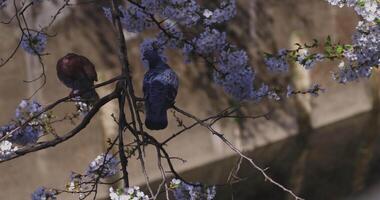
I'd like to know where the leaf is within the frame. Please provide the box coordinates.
[336,45,344,54]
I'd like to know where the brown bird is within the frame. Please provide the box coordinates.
[56,53,99,105]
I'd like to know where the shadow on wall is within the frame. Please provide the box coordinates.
[0,0,365,199]
[148,110,380,200]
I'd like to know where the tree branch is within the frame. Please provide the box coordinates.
[0,88,120,163]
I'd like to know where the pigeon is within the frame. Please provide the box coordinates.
[142,49,179,130]
[56,53,99,105]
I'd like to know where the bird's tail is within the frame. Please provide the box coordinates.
[145,105,168,130]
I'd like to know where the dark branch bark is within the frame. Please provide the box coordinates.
[117,93,130,187]
[0,89,120,163]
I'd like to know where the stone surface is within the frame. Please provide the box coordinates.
[0,0,374,199]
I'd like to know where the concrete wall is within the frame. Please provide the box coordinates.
[0,0,374,199]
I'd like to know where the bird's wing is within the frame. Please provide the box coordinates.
[155,69,178,103]
[159,68,179,89]
[143,77,172,130]
[144,70,178,106]
[143,70,159,99]
[80,55,98,82]
[148,80,176,110]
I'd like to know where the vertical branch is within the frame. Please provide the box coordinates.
[110,0,147,189]
[111,0,145,134]
[110,0,133,188]
[118,92,129,188]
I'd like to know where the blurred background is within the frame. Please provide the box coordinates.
[0,0,379,199]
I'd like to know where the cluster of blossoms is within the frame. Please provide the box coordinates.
[333,61,362,83]
[109,186,149,200]
[333,21,379,83]
[213,49,255,100]
[160,0,201,27]
[264,1,379,85]
[119,5,154,32]
[73,98,93,115]
[0,0,7,8]
[203,0,237,25]
[66,172,83,194]
[138,0,236,26]
[193,28,227,55]
[31,187,57,200]
[170,179,216,200]
[104,0,233,31]
[265,48,324,72]
[63,153,119,197]
[0,100,46,146]
[327,0,379,83]
[264,49,289,72]
[103,0,269,101]
[21,31,47,55]
[326,0,379,21]
[296,51,324,70]
[75,101,92,114]
[0,100,59,161]
[86,153,119,178]
[0,140,18,160]
[65,172,92,199]
[0,100,53,160]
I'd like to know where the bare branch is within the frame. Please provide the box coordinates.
[0,87,120,163]
[172,105,304,200]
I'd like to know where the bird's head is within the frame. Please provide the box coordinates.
[142,49,164,69]
[64,53,79,59]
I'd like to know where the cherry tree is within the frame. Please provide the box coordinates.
[0,0,378,199]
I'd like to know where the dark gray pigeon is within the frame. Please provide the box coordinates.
[142,49,179,130]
